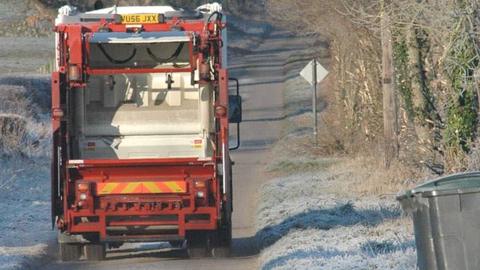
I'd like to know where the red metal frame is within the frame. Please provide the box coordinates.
[86,67,193,75]
[52,13,231,242]
[83,30,197,76]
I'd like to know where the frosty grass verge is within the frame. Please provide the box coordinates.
[0,159,52,270]
[255,170,416,270]
[0,77,53,270]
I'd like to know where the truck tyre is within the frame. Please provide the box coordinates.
[169,240,185,249]
[212,246,230,257]
[59,243,82,261]
[84,243,106,261]
[212,222,232,257]
[186,232,212,258]
[187,246,208,258]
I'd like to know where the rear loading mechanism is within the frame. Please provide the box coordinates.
[51,3,242,261]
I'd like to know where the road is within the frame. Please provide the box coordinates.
[39,27,306,270]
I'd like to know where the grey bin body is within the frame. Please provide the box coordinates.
[397,172,480,270]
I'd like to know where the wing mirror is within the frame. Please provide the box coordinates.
[229,78,242,150]
[228,95,242,124]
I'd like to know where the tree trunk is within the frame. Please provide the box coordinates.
[381,0,399,168]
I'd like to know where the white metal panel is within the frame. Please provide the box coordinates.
[79,134,207,159]
[149,73,183,89]
[184,90,199,100]
[86,6,176,15]
[166,90,182,107]
[199,85,213,135]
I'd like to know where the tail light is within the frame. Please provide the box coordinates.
[75,182,91,209]
[79,193,88,200]
[194,180,206,189]
[193,180,209,206]
[196,191,205,198]
[77,183,90,192]
[69,65,81,81]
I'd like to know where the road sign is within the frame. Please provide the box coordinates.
[300,59,328,146]
[300,59,329,85]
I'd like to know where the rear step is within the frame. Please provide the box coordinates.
[107,225,179,232]
[104,235,183,242]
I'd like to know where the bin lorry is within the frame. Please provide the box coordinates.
[51,3,242,261]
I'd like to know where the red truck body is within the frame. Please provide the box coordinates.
[51,5,240,260]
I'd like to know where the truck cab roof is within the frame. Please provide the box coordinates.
[86,6,177,15]
[55,4,213,25]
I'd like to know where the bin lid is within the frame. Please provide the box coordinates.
[397,171,480,199]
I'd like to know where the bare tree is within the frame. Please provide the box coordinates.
[380,0,399,167]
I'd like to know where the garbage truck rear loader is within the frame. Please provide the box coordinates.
[51,4,242,261]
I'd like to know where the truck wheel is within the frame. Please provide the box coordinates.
[212,244,230,257]
[59,243,82,261]
[212,223,232,258]
[222,221,233,245]
[187,246,209,258]
[169,240,185,249]
[84,243,106,261]
[186,232,212,258]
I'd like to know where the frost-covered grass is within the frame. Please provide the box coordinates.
[0,77,51,159]
[255,171,416,270]
[0,244,49,270]
[260,224,415,270]
[0,76,53,269]
[0,158,53,270]
[267,157,338,174]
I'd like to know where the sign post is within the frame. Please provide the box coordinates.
[300,59,328,145]
[312,60,318,143]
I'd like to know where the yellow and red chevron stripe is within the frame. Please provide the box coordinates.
[96,181,187,195]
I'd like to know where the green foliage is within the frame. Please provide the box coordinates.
[391,2,480,171]
[444,92,477,150]
[393,33,414,118]
[444,10,479,152]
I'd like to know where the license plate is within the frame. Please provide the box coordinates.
[121,14,159,24]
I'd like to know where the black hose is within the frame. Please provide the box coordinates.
[97,44,137,64]
[146,43,185,63]
[207,11,223,23]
